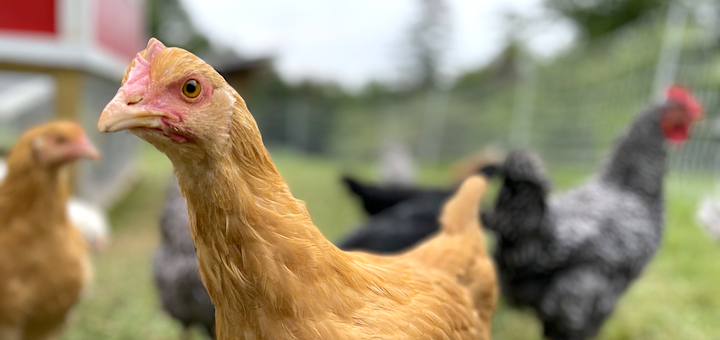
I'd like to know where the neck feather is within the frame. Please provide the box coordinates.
[171,104,374,333]
[599,106,667,198]
[0,146,69,224]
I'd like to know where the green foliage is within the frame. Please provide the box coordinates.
[406,0,451,91]
[547,0,670,40]
[452,42,520,97]
[147,0,211,54]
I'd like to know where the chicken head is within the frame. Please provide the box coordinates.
[26,121,100,166]
[98,38,244,161]
[661,86,703,143]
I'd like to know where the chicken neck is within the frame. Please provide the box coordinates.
[598,106,667,201]
[171,113,367,332]
[0,148,69,223]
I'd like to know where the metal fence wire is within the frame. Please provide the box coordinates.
[326,3,720,195]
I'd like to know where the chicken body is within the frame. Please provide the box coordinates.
[65,198,110,252]
[697,197,720,242]
[0,159,111,252]
[154,176,215,338]
[484,95,701,340]
[178,170,494,340]
[341,175,452,216]
[337,165,499,253]
[338,190,451,252]
[0,122,97,340]
[98,38,497,340]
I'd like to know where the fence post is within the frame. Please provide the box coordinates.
[651,2,688,102]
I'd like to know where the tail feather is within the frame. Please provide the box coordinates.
[342,176,365,196]
[406,173,497,334]
[439,175,487,235]
[341,175,449,216]
[477,164,502,179]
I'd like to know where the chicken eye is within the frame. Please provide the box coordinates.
[182,79,201,98]
[56,135,67,144]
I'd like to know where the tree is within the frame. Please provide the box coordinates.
[147,0,211,53]
[407,0,450,91]
[547,0,671,40]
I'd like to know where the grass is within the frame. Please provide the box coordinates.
[63,145,720,340]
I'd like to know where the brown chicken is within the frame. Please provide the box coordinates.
[0,122,99,340]
[98,38,497,340]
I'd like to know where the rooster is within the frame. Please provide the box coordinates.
[0,122,99,340]
[98,38,497,340]
[483,87,702,340]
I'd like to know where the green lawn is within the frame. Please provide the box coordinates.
[62,146,720,340]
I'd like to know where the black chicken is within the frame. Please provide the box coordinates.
[337,191,451,252]
[153,177,216,339]
[483,87,702,340]
[341,176,451,216]
[337,166,500,252]
[341,165,501,217]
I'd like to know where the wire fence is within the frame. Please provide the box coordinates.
[320,4,720,195]
[0,4,716,202]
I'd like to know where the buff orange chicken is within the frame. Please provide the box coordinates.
[98,38,497,340]
[0,122,99,340]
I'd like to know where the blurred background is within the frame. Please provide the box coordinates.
[1,0,719,339]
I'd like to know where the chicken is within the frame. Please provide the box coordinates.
[337,165,500,253]
[338,190,451,252]
[66,198,111,252]
[0,159,111,252]
[696,196,720,242]
[98,38,497,339]
[342,164,500,216]
[483,87,702,340]
[154,176,215,339]
[378,139,416,186]
[0,121,99,340]
[341,175,451,216]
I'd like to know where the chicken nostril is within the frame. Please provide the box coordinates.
[127,93,143,105]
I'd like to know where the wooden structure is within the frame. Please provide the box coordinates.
[0,0,146,206]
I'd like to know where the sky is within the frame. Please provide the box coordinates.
[182,0,575,89]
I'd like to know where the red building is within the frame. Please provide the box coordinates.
[0,0,146,206]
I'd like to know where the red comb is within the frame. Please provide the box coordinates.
[666,86,703,118]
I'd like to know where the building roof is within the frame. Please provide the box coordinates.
[0,0,145,80]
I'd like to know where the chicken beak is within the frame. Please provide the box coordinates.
[98,90,168,133]
[76,134,101,160]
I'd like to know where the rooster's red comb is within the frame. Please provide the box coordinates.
[666,86,702,118]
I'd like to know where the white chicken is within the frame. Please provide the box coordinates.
[697,196,720,242]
